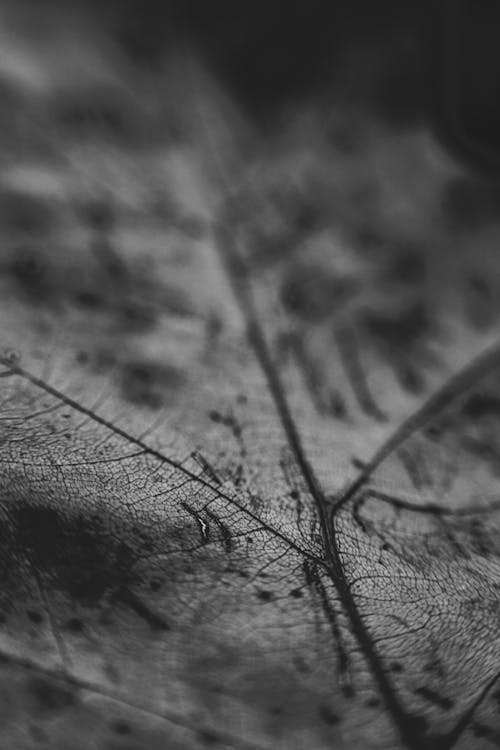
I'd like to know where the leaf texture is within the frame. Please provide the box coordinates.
[1,10,500,750]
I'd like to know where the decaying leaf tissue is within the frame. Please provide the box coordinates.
[1,1,500,748]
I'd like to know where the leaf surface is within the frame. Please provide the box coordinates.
[0,15,500,750]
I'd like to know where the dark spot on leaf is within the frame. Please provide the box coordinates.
[289,588,303,598]
[462,393,500,419]
[27,610,43,624]
[65,618,84,633]
[75,290,103,308]
[78,199,115,232]
[4,492,171,631]
[257,590,274,602]
[7,247,50,302]
[425,424,443,441]
[120,361,183,409]
[342,684,356,699]
[330,392,347,418]
[28,677,77,713]
[111,719,132,735]
[395,363,425,394]
[1,502,140,608]
[318,703,340,725]
[363,301,429,350]
[293,657,310,674]
[198,729,221,745]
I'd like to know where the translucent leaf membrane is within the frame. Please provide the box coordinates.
[1,6,500,750]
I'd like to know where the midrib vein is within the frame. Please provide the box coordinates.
[214,219,428,750]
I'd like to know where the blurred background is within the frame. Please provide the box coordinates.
[2,0,497,168]
[1,0,500,325]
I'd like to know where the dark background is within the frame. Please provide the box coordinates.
[11,1,500,169]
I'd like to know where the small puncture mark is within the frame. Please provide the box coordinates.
[181,502,210,545]
[198,516,209,541]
